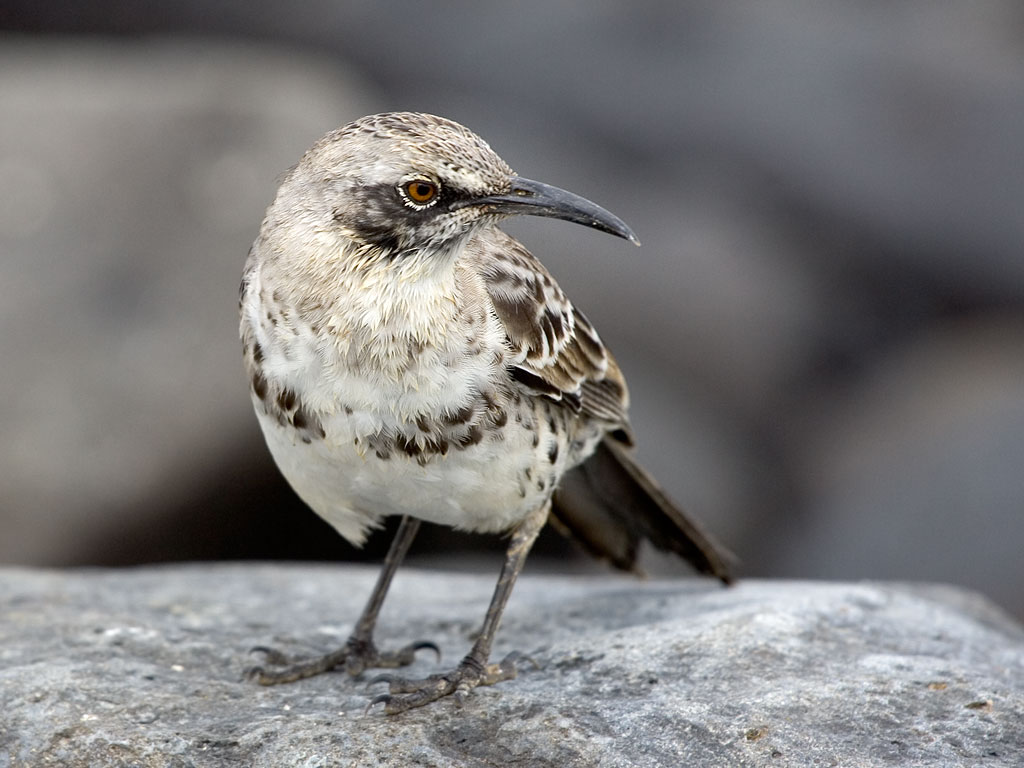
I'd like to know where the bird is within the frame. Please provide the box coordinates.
[239,111,733,714]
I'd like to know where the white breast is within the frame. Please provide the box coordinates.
[243,241,554,546]
[255,400,546,546]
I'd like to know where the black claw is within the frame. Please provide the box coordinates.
[366,673,397,689]
[502,650,539,670]
[364,694,391,715]
[411,640,442,662]
[243,665,264,682]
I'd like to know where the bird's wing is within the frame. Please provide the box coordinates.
[472,229,632,437]
[472,231,735,582]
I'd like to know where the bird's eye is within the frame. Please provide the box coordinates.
[401,179,439,206]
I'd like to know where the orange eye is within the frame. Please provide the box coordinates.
[403,179,439,206]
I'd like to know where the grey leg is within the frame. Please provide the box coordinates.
[368,503,549,713]
[249,515,438,684]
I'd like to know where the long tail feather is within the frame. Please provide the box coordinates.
[551,437,735,583]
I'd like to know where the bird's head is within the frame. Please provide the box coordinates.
[278,112,639,260]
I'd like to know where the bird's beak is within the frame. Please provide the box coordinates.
[469,176,640,245]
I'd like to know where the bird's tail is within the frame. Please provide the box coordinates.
[550,437,735,583]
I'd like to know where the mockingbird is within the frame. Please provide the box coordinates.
[239,112,733,714]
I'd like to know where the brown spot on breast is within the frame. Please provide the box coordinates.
[457,424,484,448]
[395,434,421,457]
[548,441,559,464]
[444,403,475,425]
[252,342,264,364]
[416,413,432,432]
[252,373,268,401]
[423,436,449,456]
[278,389,297,411]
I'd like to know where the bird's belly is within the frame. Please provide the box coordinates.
[255,400,561,547]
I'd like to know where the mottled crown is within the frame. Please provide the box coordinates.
[327,112,515,190]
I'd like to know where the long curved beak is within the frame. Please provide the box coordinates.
[469,176,640,245]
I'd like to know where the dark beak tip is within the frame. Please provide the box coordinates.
[611,222,640,247]
[488,176,641,247]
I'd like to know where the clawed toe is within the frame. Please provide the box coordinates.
[248,645,291,666]
[364,693,394,715]
[365,672,400,689]
[247,650,345,685]
[372,639,441,669]
[243,664,266,683]
[500,650,539,670]
[245,636,441,685]
[411,640,442,662]
[363,651,532,714]
[365,671,434,694]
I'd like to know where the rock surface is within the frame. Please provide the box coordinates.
[1,565,1022,767]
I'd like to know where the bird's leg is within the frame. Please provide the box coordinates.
[248,515,438,684]
[368,502,549,714]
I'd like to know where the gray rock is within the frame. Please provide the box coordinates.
[2,565,1022,767]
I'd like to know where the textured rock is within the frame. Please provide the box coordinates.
[1,565,1022,767]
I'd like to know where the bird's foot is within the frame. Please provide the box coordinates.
[246,636,440,685]
[366,651,530,714]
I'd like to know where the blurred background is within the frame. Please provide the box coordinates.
[1,2,1022,620]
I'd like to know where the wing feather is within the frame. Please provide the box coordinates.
[470,229,629,430]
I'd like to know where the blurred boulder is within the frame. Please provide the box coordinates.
[775,316,1024,619]
[0,39,376,564]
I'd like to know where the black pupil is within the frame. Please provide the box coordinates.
[412,183,433,199]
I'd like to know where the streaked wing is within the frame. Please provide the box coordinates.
[470,228,631,435]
